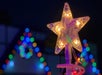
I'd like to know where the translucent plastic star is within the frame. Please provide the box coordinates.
[47,2,90,54]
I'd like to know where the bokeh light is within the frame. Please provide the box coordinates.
[86,47,90,51]
[44,66,50,72]
[25,52,33,59]
[12,50,16,54]
[35,47,40,53]
[8,61,14,67]
[25,37,30,42]
[2,64,6,70]
[20,36,24,41]
[84,43,88,47]
[96,69,100,74]
[92,62,97,67]
[83,39,87,44]
[92,67,97,72]
[33,42,37,47]
[39,63,44,69]
[72,70,77,75]
[43,62,47,66]
[40,57,45,62]
[0,69,3,73]
[30,37,35,42]
[47,72,51,75]
[8,54,13,60]
[25,28,30,32]
[5,59,9,64]
[28,33,32,37]
[89,54,93,59]
[82,61,87,67]
[37,52,42,57]
[91,58,95,62]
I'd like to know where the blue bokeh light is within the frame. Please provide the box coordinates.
[25,28,30,33]
[25,52,33,59]
[2,64,6,70]
[25,37,30,42]
[8,61,14,67]
[89,54,93,59]
[92,67,96,72]
[96,69,100,74]
[44,66,50,72]
[39,64,44,69]
[83,39,87,44]
[34,47,40,53]
[81,51,87,57]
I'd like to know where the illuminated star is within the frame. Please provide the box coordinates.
[47,2,90,54]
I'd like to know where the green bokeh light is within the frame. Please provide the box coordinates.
[20,36,24,41]
[20,51,25,57]
[82,61,87,67]
[40,57,45,62]
[30,37,35,42]
[9,54,13,60]
[92,62,97,67]
[86,47,90,51]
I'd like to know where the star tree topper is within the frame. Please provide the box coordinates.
[47,2,90,54]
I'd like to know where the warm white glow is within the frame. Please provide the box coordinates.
[55,26,61,32]
[55,25,63,35]
[65,13,69,17]
[58,40,65,48]
[76,20,80,27]
[63,12,71,18]
[74,39,79,45]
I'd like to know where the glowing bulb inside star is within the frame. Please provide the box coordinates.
[56,26,60,31]
[65,13,69,17]
[60,41,64,46]
[76,20,80,27]
[58,40,65,48]
[55,25,62,33]
[74,39,79,45]
[55,25,64,35]
[63,11,71,18]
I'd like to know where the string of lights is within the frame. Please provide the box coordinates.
[76,39,101,75]
[0,28,51,75]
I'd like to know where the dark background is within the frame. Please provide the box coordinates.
[0,0,102,74]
